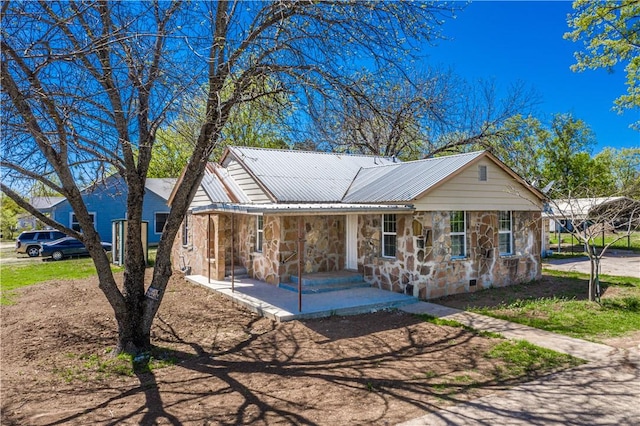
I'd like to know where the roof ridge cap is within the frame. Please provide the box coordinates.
[231,145,395,159]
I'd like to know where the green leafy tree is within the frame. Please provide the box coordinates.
[595,147,640,196]
[565,0,640,117]
[540,113,612,196]
[0,195,23,239]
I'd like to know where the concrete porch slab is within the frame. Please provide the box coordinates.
[185,274,419,322]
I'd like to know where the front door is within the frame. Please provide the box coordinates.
[345,214,358,270]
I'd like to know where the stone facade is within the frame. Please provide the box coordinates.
[173,210,541,299]
[359,211,541,299]
[172,213,345,285]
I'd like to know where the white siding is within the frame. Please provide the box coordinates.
[414,159,542,211]
[227,160,271,203]
[190,187,212,208]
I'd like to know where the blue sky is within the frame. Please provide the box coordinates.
[423,1,639,153]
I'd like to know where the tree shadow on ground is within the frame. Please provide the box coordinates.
[30,311,588,425]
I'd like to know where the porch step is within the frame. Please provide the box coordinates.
[225,266,249,279]
[279,271,371,294]
[290,271,364,286]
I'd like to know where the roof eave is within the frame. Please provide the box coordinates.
[192,203,416,216]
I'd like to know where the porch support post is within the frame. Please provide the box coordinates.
[231,213,235,293]
[298,216,305,312]
[207,214,211,284]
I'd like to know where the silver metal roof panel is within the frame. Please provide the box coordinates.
[229,147,396,202]
[343,151,485,203]
[201,170,232,203]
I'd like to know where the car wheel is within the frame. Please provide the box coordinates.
[52,250,64,261]
[27,246,40,257]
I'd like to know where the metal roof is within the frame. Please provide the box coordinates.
[213,164,251,203]
[31,196,66,210]
[544,197,626,218]
[227,146,396,202]
[145,178,177,201]
[343,151,485,203]
[201,169,232,203]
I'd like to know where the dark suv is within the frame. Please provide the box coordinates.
[15,230,66,257]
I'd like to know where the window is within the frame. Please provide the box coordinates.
[70,213,95,233]
[498,211,513,255]
[478,165,488,181]
[256,216,264,252]
[382,214,397,258]
[182,214,190,247]
[450,211,466,258]
[155,212,169,234]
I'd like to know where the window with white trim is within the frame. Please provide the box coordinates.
[70,212,95,233]
[498,211,513,255]
[382,214,397,258]
[155,212,169,234]
[256,215,264,252]
[182,213,190,247]
[450,211,466,258]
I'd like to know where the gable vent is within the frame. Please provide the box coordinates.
[478,165,488,182]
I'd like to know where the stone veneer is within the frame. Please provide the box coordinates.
[172,213,345,285]
[172,210,541,299]
[359,211,542,299]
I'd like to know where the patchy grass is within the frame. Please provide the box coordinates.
[474,297,640,341]
[447,270,640,342]
[486,340,585,380]
[418,313,503,339]
[56,347,178,383]
[0,258,122,305]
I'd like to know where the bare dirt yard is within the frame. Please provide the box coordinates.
[2,273,584,426]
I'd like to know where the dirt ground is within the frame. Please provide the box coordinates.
[0,272,591,426]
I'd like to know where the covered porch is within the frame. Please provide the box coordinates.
[185,272,419,322]
[193,202,415,285]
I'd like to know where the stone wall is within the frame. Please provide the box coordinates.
[278,216,345,281]
[172,210,540,299]
[173,213,346,285]
[171,213,210,277]
[360,211,541,299]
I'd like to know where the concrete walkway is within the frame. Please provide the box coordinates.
[400,302,616,362]
[398,302,640,426]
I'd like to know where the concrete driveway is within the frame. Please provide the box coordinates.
[543,250,640,279]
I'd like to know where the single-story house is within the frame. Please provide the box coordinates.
[171,146,545,299]
[51,176,176,244]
